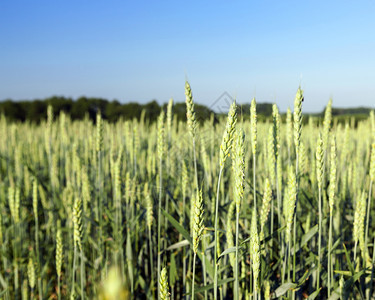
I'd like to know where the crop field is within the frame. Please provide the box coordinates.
[0,82,374,299]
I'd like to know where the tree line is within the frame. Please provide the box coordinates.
[0,96,276,123]
[0,96,372,124]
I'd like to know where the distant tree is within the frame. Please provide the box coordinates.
[0,100,26,121]
[238,103,273,117]
[1,96,370,124]
[46,96,73,116]
[72,97,91,120]
[105,100,122,122]
[24,100,46,123]
[144,100,161,122]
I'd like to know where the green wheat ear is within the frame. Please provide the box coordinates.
[190,192,196,236]
[220,101,237,167]
[181,160,188,197]
[56,221,63,278]
[328,138,337,214]
[250,210,260,294]
[32,178,38,218]
[322,99,332,153]
[167,98,173,136]
[286,108,293,155]
[293,87,303,155]
[193,189,204,254]
[260,178,272,240]
[233,128,245,211]
[264,280,271,299]
[272,104,280,155]
[299,142,307,175]
[353,191,366,246]
[96,112,103,153]
[370,143,375,182]
[28,256,36,290]
[73,197,82,252]
[159,267,170,300]
[144,183,153,230]
[316,134,324,191]
[185,81,197,139]
[267,126,276,186]
[157,110,165,160]
[370,110,375,140]
[286,166,297,244]
[8,186,15,223]
[22,279,28,300]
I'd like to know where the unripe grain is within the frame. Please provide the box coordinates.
[251,210,260,294]
[157,111,165,160]
[370,143,375,182]
[167,98,173,138]
[260,178,272,240]
[316,135,324,191]
[286,108,293,156]
[353,191,366,253]
[56,223,63,278]
[144,183,153,230]
[267,127,276,186]
[185,81,197,139]
[329,138,337,213]
[233,128,245,211]
[293,87,303,155]
[28,257,35,289]
[159,267,170,300]
[286,167,297,244]
[272,104,280,158]
[193,189,204,254]
[323,99,332,154]
[220,102,237,167]
[73,197,82,252]
[96,112,103,153]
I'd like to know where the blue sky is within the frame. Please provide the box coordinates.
[0,1,374,112]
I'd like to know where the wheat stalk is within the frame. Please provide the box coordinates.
[143,182,154,296]
[328,137,336,296]
[96,111,104,272]
[226,200,236,269]
[250,98,258,216]
[364,143,375,270]
[192,189,204,300]
[72,197,83,299]
[56,221,63,300]
[214,101,237,299]
[316,134,324,290]
[251,210,260,298]
[272,105,282,232]
[157,110,165,300]
[185,81,199,193]
[232,127,245,300]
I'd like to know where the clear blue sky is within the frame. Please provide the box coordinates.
[1,1,374,112]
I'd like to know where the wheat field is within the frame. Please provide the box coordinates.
[0,83,374,299]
